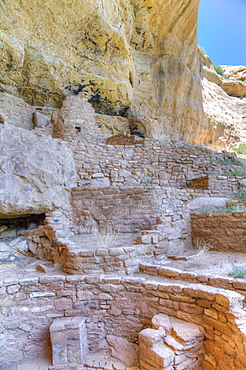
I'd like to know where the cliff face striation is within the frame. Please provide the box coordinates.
[199,56,246,150]
[1,0,246,148]
[1,0,203,141]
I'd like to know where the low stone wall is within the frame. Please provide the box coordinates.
[191,212,246,252]
[23,188,245,270]
[71,185,246,253]
[64,245,150,276]
[140,263,246,298]
[22,211,72,263]
[71,187,166,233]
[0,274,246,369]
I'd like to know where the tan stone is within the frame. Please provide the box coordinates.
[158,267,181,277]
[152,314,171,332]
[106,335,139,367]
[203,315,232,336]
[222,65,246,97]
[200,57,246,150]
[0,123,76,216]
[95,114,130,137]
[203,359,216,370]
[33,112,50,128]
[0,0,206,144]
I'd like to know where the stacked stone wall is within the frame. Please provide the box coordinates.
[71,187,194,255]
[70,138,243,193]
[188,175,244,198]
[71,187,236,234]
[191,212,246,252]
[1,275,246,369]
[140,263,246,298]
[64,245,149,276]
[71,186,245,255]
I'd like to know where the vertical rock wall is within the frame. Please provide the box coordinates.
[0,0,202,141]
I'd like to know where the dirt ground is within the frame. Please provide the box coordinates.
[164,249,246,279]
[2,232,246,280]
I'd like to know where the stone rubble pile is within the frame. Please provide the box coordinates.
[139,314,204,370]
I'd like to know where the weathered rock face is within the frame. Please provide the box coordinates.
[2,0,246,148]
[222,65,246,97]
[0,123,76,216]
[199,54,246,150]
[0,0,202,141]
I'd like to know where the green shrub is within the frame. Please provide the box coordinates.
[219,159,242,166]
[198,204,216,214]
[228,265,246,278]
[183,261,196,270]
[222,169,246,177]
[234,188,246,200]
[217,203,246,213]
[213,65,225,76]
[232,143,246,155]
[198,202,246,214]
[198,45,207,56]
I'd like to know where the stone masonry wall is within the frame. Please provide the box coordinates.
[1,93,244,196]
[191,212,246,252]
[64,244,151,276]
[140,263,246,298]
[1,275,246,369]
[70,137,243,191]
[71,186,238,234]
[71,186,244,255]
[71,187,194,255]
[188,175,244,198]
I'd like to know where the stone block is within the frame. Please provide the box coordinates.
[106,335,139,367]
[158,267,181,277]
[33,112,50,128]
[55,298,73,311]
[50,317,89,366]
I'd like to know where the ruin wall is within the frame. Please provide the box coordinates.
[1,275,246,370]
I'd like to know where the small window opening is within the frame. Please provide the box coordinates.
[75,126,81,133]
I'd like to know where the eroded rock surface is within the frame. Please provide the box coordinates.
[0,124,76,216]
[106,335,139,367]
[199,54,246,150]
[0,0,203,142]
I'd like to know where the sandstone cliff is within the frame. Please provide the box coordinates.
[1,0,203,142]
[1,0,246,148]
[222,65,246,97]
[199,55,246,150]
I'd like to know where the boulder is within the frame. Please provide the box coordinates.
[0,124,76,216]
[186,197,229,214]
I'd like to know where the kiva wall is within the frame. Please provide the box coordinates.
[0,275,246,370]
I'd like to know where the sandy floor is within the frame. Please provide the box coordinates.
[69,232,139,250]
[2,245,246,281]
[163,249,246,279]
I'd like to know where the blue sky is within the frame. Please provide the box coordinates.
[198,0,246,66]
